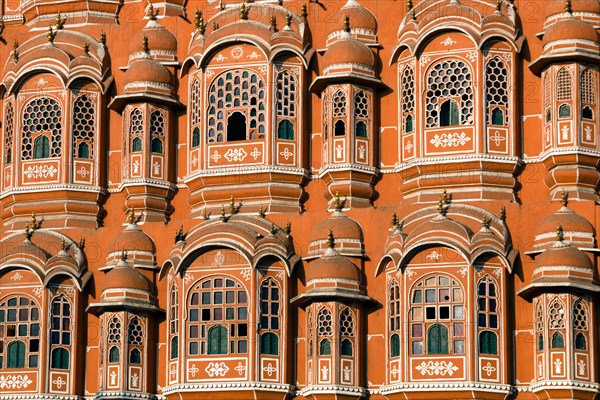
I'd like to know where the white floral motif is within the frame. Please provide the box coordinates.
[258,65,268,75]
[251,147,261,160]
[561,125,570,140]
[189,364,199,377]
[441,37,456,47]
[420,55,431,67]
[545,128,551,142]
[0,375,33,389]
[192,155,198,167]
[205,362,229,377]
[205,69,215,79]
[554,358,562,374]
[132,160,140,174]
[415,360,459,376]
[235,362,246,376]
[343,366,351,381]
[466,51,478,62]
[247,51,260,60]
[23,164,58,179]
[215,53,227,62]
[52,375,66,389]
[224,148,247,162]
[426,250,442,261]
[110,371,117,385]
[153,161,160,175]
[241,269,252,281]
[211,150,222,163]
[430,132,471,148]
[458,265,469,277]
[390,365,399,379]
[585,127,593,141]
[321,365,329,380]
[405,269,416,280]
[489,131,506,147]
[358,144,366,159]
[280,148,293,161]
[493,268,502,278]
[183,272,195,285]
[335,144,343,159]
[404,140,414,152]
[263,363,277,377]
[33,287,43,298]
[77,165,90,178]
[212,251,225,267]
[482,362,496,377]
[11,272,22,281]
[538,361,543,377]
[578,360,586,375]
[231,46,243,59]
[131,373,139,387]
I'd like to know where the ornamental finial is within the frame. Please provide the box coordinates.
[343,14,350,32]
[284,221,292,235]
[61,238,68,251]
[100,31,106,45]
[407,0,413,11]
[285,13,292,27]
[78,237,86,250]
[147,3,156,20]
[24,223,32,240]
[229,195,236,214]
[334,190,342,211]
[47,27,55,43]
[482,216,491,229]
[220,205,227,221]
[301,3,308,19]
[270,16,278,31]
[391,211,399,227]
[142,35,149,53]
[127,207,136,224]
[83,42,90,54]
[56,12,64,29]
[556,224,564,241]
[561,190,568,207]
[240,3,249,20]
[12,40,19,63]
[500,205,506,222]
[327,230,335,249]
[565,0,572,14]
[31,212,38,229]
[258,205,266,218]
[121,250,128,261]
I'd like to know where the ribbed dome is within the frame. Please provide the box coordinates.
[135,19,177,54]
[109,222,156,254]
[310,210,363,242]
[409,215,471,245]
[104,258,154,293]
[306,251,361,283]
[123,53,172,87]
[543,16,599,46]
[536,241,593,270]
[338,0,377,33]
[545,0,600,16]
[535,206,594,238]
[322,32,375,69]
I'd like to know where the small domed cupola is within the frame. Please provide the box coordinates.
[104,209,157,271]
[519,225,599,299]
[133,4,178,63]
[326,0,378,45]
[308,194,364,258]
[534,193,595,250]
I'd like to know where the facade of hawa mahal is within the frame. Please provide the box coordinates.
[0,0,599,399]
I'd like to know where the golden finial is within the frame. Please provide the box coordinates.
[147,3,156,20]
[482,216,491,229]
[334,190,342,211]
[100,31,106,45]
[78,237,86,250]
[175,225,186,243]
[284,221,292,235]
[56,12,64,29]
[31,212,38,229]
[213,22,220,31]
[277,0,283,5]
[142,35,149,53]
[391,211,399,227]
[327,230,335,248]
[201,208,208,220]
[47,27,55,43]
[195,9,205,34]
[61,238,68,251]
[240,3,249,20]
[565,0,572,14]
[500,205,506,222]
[24,223,32,240]
[301,3,308,19]
[271,223,278,235]
[556,224,564,241]
[12,40,19,63]
[127,207,136,224]
[561,190,568,207]
[407,0,413,11]
[220,205,227,221]
[271,16,278,31]
[83,42,90,54]
[229,195,236,214]
[285,13,292,27]
[441,189,449,205]
[121,250,128,261]
[411,8,416,21]
[496,0,502,12]
[343,14,350,32]
[258,205,266,218]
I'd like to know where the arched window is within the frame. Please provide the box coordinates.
[426,60,473,127]
[150,110,165,154]
[486,57,509,127]
[190,78,201,128]
[334,120,346,136]
[546,108,552,123]
[409,274,464,355]
[580,69,595,105]
[208,325,228,355]
[479,331,498,355]
[556,67,572,101]
[558,104,571,118]
[402,65,415,133]
[51,347,69,369]
[339,308,354,357]
[169,284,179,360]
[316,307,333,356]
[129,108,144,152]
[187,276,248,355]
[536,302,544,352]
[582,106,593,120]
[207,69,266,143]
[575,332,587,350]
[227,112,247,141]
[129,348,141,364]
[390,333,400,358]
[22,97,62,160]
[307,309,314,357]
[0,296,40,368]
[573,299,588,351]
[277,119,294,140]
[132,137,142,152]
[72,94,95,159]
[33,136,50,159]
[260,332,279,355]
[192,127,200,147]
[109,346,120,363]
[440,100,460,126]
[319,338,331,355]
[332,90,347,118]
[355,121,367,137]
[551,331,565,349]
[427,324,448,354]
[4,101,14,164]
[7,341,26,368]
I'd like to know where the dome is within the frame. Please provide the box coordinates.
[338,0,377,33]
[135,19,177,54]
[109,222,156,254]
[322,32,375,69]
[306,251,362,283]
[103,258,154,293]
[535,241,593,270]
[542,16,599,46]
[536,206,594,237]
[310,210,363,243]
[123,53,172,87]
[408,215,471,246]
